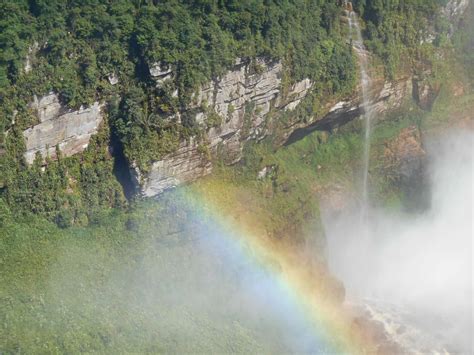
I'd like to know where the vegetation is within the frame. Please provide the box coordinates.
[1,0,462,224]
[0,120,362,353]
[1,60,472,353]
[0,1,472,352]
[2,122,125,227]
[452,1,474,84]
[0,1,355,153]
[352,0,455,77]
[0,0,364,221]
[0,201,271,353]
[0,4,469,211]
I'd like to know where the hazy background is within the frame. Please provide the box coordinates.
[41,191,334,353]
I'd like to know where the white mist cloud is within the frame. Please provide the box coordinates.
[324,129,473,353]
[46,196,330,353]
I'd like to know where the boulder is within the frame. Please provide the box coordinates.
[149,62,173,86]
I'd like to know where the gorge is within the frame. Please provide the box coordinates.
[0,0,472,353]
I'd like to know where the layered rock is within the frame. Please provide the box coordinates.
[420,0,470,43]
[284,75,413,145]
[442,0,470,23]
[134,59,315,196]
[131,138,212,198]
[134,54,412,196]
[134,53,417,196]
[23,92,103,164]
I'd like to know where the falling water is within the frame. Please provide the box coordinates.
[346,4,373,217]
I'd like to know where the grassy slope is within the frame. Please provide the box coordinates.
[0,126,365,353]
[1,207,276,353]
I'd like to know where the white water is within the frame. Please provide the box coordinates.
[347,8,373,218]
[325,131,473,353]
[327,5,474,353]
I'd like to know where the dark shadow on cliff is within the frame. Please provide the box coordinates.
[284,107,362,146]
[111,131,136,200]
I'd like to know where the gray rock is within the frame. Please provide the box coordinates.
[136,138,212,197]
[442,0,469,22]
[257,165,277,180]
[24,41,39,74]
[23,93,103,164]
[30,92,63,123]
[133,58,415,197]
[134,59,310,195]
[149,63,172,77]
[149,62,173,86]
[108,73,119,85]
[284,75,413,144]
[420,0,470,43]
[282,78,313,111]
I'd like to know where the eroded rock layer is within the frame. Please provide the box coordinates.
[135,59,316,196]
[23,93,103,164]
[135,58,413,197]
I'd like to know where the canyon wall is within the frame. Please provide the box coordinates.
[134,56,414,197]
[18,61,427,198]
[23,92,103,164]
[20,0,468,197]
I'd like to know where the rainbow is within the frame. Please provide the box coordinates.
[169,185,377,354]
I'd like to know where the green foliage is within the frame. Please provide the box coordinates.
[452,2,474,84]
[0,0,468,226]
[206,109,223,129]
[0,0,357,167]
[353,0,448,77]
[1,123,126,225]
[0,199,294,353]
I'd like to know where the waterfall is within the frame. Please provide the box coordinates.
[346,4,373,217]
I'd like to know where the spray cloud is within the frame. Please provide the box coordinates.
[324,129,473,353]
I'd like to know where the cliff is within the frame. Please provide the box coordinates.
[7,0,468,203]
[133,57,413,197]
[132,59,315,196]
[23,92,103,164]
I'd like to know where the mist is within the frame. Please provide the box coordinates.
[43,190,333,353]
[324,129,473,353]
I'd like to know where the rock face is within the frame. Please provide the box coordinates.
[23,92,103,164]
[420,0,470,42]
[131,138,212,197]
[24,41,39,74]
[384,126,425,180]
[149,62,173,86]
[442,0,470,22]
[108,73,119,85]
[135,55,416,197]
[284,75,413,145]
[135,59,315,196]
[412,74,441,111]
[383,126,428,210]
